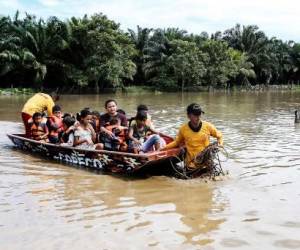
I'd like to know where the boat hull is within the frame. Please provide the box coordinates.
[7,134,181,176]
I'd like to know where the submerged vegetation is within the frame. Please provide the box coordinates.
[1,11,300,92]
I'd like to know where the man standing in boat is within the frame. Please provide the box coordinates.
[163,103,223,169]
[21,92,59,137]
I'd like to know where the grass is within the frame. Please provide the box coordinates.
[0,88,35,95]
[122,86,157,93]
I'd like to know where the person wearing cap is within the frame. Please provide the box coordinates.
[163,103,223,168]
[21,92,59,137]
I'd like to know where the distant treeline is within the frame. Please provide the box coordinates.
[1,11,300,92]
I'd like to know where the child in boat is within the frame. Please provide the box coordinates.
[137,104,153,128]
[103,117,128,151]
[74,109,103,150]
[29,112,49,142]
[129,104,154,128]
[128,111,165,154]
[47,105,63,144]
[91,110,101,133]
[60,115,76,146]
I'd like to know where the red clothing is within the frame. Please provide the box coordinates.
[21,112,32,137]
[100,113,127,127]
[47,116,63,137]
[106,125,127,144]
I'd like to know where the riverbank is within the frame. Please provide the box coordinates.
[1,84,300,95]
[0,88,35,96]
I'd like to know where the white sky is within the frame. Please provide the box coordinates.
[0,0,299,41]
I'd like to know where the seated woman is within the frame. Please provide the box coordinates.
[100,99,128,138]
[47,105,63,144]
[102,117,128,151]
[137,104,153,127]
[73,109,103,150]
[29,112,49,142]
[60,115,76,146]
[128,111,165,154]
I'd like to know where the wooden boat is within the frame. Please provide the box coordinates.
[7,134,182,176]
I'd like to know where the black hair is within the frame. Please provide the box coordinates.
[32,112,42,120]
[105,99,117,108]
[76,109,92,121]
[135,111,147,121]
[52,105,61,113]
[91,110,101,118]
[117,109,126,115]
[63,116,76,128]
[110,117,120,125]
[137,104,148,112]
[186,103,205,115]
[62,113,72,119]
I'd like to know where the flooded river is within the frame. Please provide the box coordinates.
[0,91,300,249]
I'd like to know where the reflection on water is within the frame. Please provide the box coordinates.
[0,91,300,249]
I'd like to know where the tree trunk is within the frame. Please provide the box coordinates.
[95,81,99,93]
[181,72,184,92]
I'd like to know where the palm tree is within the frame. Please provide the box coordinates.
[223,24,275,85]
[229,49,256,87]
[143,29,172,81]
[128,26,152,84]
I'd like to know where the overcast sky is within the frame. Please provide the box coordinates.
[0,0,299,41]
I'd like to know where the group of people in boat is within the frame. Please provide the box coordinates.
[21,92,223,167]
[21,93,168,153]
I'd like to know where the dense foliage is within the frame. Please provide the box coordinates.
[0,12,299,91]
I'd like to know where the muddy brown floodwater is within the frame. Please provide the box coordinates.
[0,91,300,250]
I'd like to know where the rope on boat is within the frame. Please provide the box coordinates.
[169,143,228,179]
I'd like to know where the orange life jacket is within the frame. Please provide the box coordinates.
[106,125,127,144]
[47,116,63,137]
[30,122,47,140]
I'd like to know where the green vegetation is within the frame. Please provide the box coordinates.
[1,12,300,92]
[0,87,35,95]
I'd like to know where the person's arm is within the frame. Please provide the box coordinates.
[100,126,114,137]
[100,114,114,137]
[208,123,223,146]
[149,127,166,137]
[74,136,88,146]
[47,117,58,131]
[88,124,96,143]
[40,124,49,140]
[66,133,74,146]
[65,125,75,134]
[128,127,141,145]
[73,129,88,146]
[163,128,184,150]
